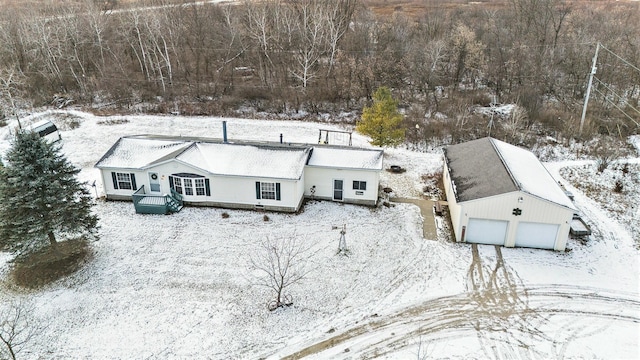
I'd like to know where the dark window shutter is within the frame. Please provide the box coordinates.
[130,173,137,190]
[361,182,366,191]
[275,183,281,201]
[111,172,118,189]
[169,176,174,189]
[205,179,211,196]
[352,181,358,190]
[255,182,261,199]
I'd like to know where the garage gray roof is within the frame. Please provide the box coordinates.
[445,137,575,209]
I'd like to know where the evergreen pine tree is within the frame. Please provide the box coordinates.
[0,131,98,255]
[356,86,405,147]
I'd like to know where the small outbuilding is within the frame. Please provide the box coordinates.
[95,135,383,214]
[29,120,61,142]
[443,137,577,251]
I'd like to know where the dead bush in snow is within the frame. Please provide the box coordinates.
[249,234,313,311]
[594,140,618,173]
[0,300,41,360]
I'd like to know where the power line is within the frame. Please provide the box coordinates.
[599,43,640,74]
[593,76,640,117]
[591,86,640,127]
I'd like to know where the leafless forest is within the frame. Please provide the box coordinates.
[0,0,638,145]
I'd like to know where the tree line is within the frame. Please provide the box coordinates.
[0,0,638,143]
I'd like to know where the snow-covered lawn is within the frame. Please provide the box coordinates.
[560,162,640,246]
[0,111,638,359]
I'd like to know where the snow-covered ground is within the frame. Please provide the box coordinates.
[0,111,638,359]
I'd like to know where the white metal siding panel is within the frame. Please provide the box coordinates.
[443,161,463,242]
[515,222,559,249]
[458,191,573,251]
[466,218,508,245]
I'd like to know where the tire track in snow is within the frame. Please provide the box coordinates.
[277,244,640,359]
[279,284,640,359]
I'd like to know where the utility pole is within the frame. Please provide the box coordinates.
[580,42,600,135]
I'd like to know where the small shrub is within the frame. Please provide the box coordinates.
[97,118,130,126]
[263,214,270,222]
[221,212,230,219]
[614,180,623,193]
[67,119,80,129]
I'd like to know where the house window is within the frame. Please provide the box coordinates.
[353,181,367,191]
[173,177,183,194]
[111,172,137,190]
[195,179,206,196]
[261,182,276,199]
[184,178,193,195]
[169,173,210,197]
[256,181,281,201]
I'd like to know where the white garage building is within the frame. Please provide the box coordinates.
[443,137,577,251]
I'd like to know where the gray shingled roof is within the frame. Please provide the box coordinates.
[445,137,576,210]
[445,137,517,202]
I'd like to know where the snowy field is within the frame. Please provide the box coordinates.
[0,110,639,359]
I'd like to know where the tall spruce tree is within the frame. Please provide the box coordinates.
[0,131,98,255]
[356,86,405,147]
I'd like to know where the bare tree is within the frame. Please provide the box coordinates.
[0,69,25,129]
[446,23,485,88]
[502,104,528,143]
[0,300,39,360]
[249,234,313,311]
[324,0,358,77]
[290,0,327,88]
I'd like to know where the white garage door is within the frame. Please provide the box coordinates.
[515,222,559,249]
[466,218,508,245]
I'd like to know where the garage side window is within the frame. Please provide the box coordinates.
[256,181,281,201]
[352,181,367,191]
[111,172,137,190]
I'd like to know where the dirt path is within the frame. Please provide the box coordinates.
[277,244,640,359]
[390,197,440,240]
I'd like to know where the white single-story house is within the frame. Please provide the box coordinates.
[95,135,383,214]
[443,137,577,251]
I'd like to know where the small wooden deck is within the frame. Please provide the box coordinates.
[132,186,183,214]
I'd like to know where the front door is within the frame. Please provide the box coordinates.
[149,172,161,192]
[333,179,343,201]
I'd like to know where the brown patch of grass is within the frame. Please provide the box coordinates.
[10,238,91,289]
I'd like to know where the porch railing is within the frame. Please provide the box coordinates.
[132,185,183,214]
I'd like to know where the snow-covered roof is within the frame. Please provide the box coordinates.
[29,119,57,130]
[177,142,310,179]
[95,138,192,169]
[445,137,576,210]
[95,135,381,180]
[307,146,383,170]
